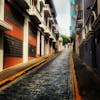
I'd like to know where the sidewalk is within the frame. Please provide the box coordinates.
[70,51,82,100]
[73,56,100,100]
[0,54,59,87]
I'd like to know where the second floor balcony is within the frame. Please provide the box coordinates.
[49,35,54,40]
[39,22,46,31]
[44,26,51,36]
[43,4,51,17]
[77,10,83,20]
[40,16,54,34]
[28,6,42,24]
[48,17,54,24]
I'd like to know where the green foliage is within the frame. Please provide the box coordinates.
[61,35,71,45]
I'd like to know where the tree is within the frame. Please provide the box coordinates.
[61,35,71,45]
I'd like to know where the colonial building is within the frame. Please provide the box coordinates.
[0,0,61,71]
[75,0,100,75]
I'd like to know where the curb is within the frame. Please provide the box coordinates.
[0,53,60,88]
[70,50,82,100]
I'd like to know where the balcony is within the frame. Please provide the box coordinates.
[77,10,83,20]
[44,26,51,36]
[54,30,59,36]
[39,22,46,30]
[49,35,54,40]
[52,24,56,28]
[76,28,82,35]
[48,18,54,31]
[0,20,12,31]
[48,17,54,24]
[76,21,83,29]
[52,24,56,34]
[43,4,51,17]
[28,6,42,24]
[52,25,56,34]
[49,34,56,42]
[53,37,56,42]
[39,17,52,34]
[76,19,83,24]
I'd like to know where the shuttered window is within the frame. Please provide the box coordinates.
[4,34,23,57]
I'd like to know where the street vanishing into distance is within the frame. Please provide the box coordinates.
[0,49,74,100]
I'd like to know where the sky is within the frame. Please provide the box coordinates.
[53,0,71,36]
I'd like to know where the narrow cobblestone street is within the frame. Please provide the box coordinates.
[0,49,73,100]
[1,0,100,100]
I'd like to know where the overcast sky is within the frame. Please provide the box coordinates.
[53,0,71,36]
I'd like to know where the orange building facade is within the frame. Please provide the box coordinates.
[0,0,62,71]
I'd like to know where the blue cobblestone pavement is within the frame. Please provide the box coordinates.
[0,50,73,100]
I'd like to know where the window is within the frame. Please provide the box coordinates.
[4,35,23,57]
